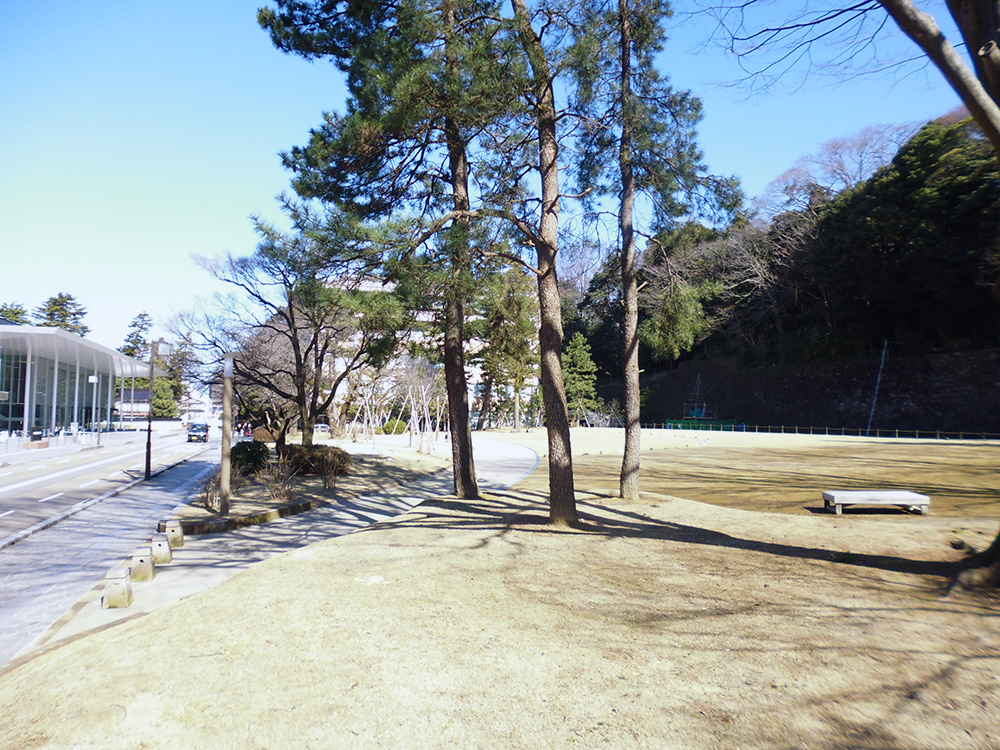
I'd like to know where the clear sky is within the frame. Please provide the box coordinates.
[0,0,965,350]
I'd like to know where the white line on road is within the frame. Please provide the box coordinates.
[0,448,147,497]
[0,510,15,518]
[0,471,12,478]
[79,479,100,489]
[39,493,64,503]
[57,458,72,464]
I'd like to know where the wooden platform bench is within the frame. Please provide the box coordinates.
[822,490,930,515]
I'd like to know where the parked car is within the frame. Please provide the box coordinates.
[314,423,331,434]
[187,423,209,442]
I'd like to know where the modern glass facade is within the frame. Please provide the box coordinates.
[0,325,151,436]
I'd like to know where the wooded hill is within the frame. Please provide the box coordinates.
[569,116,1000,430]
[573,117,1000,370]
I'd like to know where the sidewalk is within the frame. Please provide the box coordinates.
[25,434,538,654]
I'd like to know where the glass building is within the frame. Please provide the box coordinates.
[0,323,153,437]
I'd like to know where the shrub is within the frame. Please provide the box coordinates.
[378,418,407,435]
[258,459,295,503]
[203,468,245,512]
[282,444,352,489]
[252,426,275,443]
[231,440,270,475]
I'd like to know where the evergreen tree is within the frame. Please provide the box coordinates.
[33,293,89,336]
[151,378,179,418]
[570,0,740,500]
[469,261,539,430]
[562,332,601,425]
[119,312,153,357]
[0,302,30,324]
[258,0,519,498]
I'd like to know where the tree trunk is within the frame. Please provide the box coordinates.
[476,375,493,431]
[879,0,1000,156]
[881,0,1000,584]
[512,0,577,525]
[618,0,641,503]
[953,523,1000,589]
[441,8,480,498]
[514,384,521,431]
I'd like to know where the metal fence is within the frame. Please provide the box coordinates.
[640,422,1000,441]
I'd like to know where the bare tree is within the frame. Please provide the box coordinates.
[755,122,916,217]
[183,218,404,450]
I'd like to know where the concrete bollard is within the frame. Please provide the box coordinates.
[130,545,156,582]
[157,518,184,548]
[149,533,173,564]
[102,567,133,609]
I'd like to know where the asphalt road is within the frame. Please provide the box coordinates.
[0,432,208,543]
[0,442,219,666]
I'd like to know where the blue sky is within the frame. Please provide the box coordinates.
[0,0,965,350]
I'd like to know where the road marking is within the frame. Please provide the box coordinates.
[0,471,12,478]
[39,492,64,503]
[57,458,72,464]
[79,479,100,489]
[0,448,146,496]
[0,510,15,518]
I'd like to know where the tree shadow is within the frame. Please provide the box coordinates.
[388,489,962,583]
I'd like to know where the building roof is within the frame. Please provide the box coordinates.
[0,325,160,378]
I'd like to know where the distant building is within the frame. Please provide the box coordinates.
[0,322,154,437]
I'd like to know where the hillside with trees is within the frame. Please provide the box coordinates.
[565,114,1000,390]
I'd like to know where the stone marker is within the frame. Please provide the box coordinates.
[157,518,184,548]
[149,533,173,564]
[102,567,133,609]
[130,545,156,582]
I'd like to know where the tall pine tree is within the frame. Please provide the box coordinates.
[571,0,740,500]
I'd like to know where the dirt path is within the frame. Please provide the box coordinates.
[0,429,997,749]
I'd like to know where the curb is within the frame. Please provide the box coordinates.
[175,498,319,536]
[0,446,213,552]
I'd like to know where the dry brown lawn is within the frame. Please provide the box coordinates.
[0,428,997,749]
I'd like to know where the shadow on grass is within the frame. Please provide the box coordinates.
[392,489,962,583]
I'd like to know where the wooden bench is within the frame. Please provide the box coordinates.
[822,490,930,515]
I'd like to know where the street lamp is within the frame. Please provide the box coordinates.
[144,338,173,481]
[219,352,235,515]
[87,375,100,445]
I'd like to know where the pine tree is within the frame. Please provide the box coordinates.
[570,0,740,500]
[0,302,30,324]
[562,332,601,425]
[119,312,153,357]
[33,293,89,336]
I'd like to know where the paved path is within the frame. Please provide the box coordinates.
[1,435,537,665]
[0,452,217,666]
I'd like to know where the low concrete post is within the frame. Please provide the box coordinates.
[102,567,133,609]
[130,545,156,582]
[157,518,184,548]
[149,533,173,564]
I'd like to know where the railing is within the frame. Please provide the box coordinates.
[640,422,1000,441]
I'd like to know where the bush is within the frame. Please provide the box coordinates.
[282,444,352,489]
[378,418,408,435]
[203,468,245,512]
[231,440,270,475]
[252,426,275,443]
[258,459,295,504]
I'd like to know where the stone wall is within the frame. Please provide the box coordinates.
[612,349,1000,434]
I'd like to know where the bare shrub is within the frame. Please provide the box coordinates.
[258,459,296,504]
[202,469,245,512]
